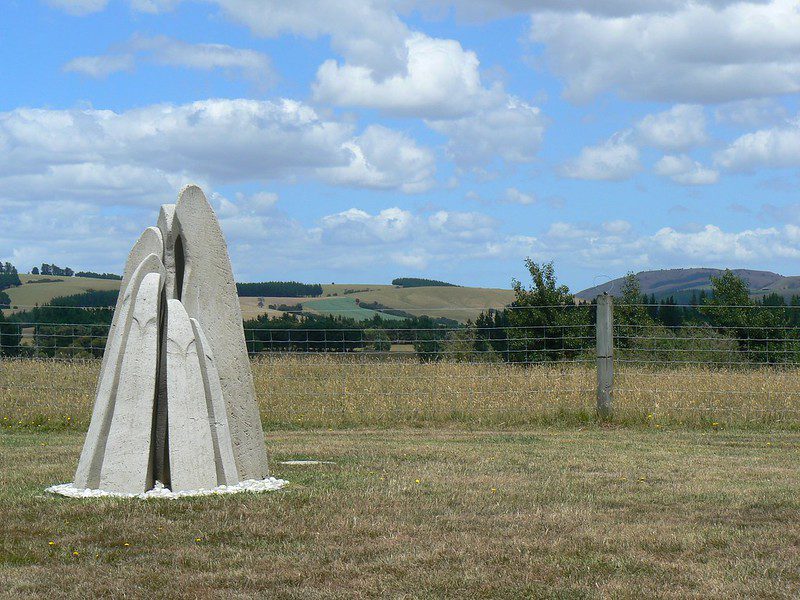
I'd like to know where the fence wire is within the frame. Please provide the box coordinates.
[2,302,800,428]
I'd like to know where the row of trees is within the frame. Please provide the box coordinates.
[391,277,457,288]
[32,263,73,277]
[465,264,800,366]
[0,262,19,276]
[236,281,323,297]
[74,271,122,280]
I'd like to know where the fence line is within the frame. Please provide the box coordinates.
[3,296,800,428]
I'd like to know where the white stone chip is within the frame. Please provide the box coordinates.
[45,477,288,500]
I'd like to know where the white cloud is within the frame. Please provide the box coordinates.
[714,99,789,128]
[131,35,271,83]
[561,135,641,181]
[311,206,508,268]
[203,0,411,77]
[314,33,498,118]
[654,155,719,185]
[715,118,800,171]
[128,0,181,12]
[635,105,708,151]
[465,187,542,206]
[0,199,152,277]
[246,191,279,211]
[0,163,193,206]
[317,125,436,193]
[64,36,272,84]
[420,0,769,20]
[426,97,546,168]
[497,219,800,273]
[547,222,595,240]
[320,208,415,245]
[652,225,800,261]
[312,26,547,168]
[390,251,429,270]
[214,190,280,218]
[503,188,537,205]
[117,1,543,169]
[530,0,800,103]
[0,99,435,206]
[428,210,497,240]
[63,54,135,78]
[603,220,632,235]
[45,0,108,15]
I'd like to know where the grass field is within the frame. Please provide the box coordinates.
[3,356,800,431]
[2,357,800,597]
[1,427,798,598]
[238,297,305,321]
[5,275,121,311]
[321,284,516,322]
[302,297,406,322]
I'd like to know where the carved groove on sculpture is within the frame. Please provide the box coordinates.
[73,185,269,494]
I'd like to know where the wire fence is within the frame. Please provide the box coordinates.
[2,300,800,429]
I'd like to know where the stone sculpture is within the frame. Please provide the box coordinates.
[72,185,269,494]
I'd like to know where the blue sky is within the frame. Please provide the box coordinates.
[1,0,800,291]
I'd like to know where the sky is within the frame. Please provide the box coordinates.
[1,0,800,291]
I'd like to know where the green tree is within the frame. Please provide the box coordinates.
[363,329,391,354]
[504,259,592,363]
[614,272,652,349]
[699,270,798,364]
[0,310,22,357]
[702,270,751,330]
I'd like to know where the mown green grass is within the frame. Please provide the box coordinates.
[1,428,798,599]
[302,296,406,321]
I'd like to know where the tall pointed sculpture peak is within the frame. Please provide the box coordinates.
[73,185,269,494]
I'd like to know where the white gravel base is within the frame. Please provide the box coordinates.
[46,478,288,499]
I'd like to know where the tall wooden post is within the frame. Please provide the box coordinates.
[596,293,614,419]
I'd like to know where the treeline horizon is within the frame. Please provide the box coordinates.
[5,259,800,366]
[391,277,457,288]
[236,281,323,297]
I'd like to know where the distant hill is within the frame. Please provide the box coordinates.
[576,268,791,301]
[5,276,514,323]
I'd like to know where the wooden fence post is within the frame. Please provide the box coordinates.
[596,293,614,419]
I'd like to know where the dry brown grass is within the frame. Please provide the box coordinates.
[2,355,799,431]
[1,428,799,599]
